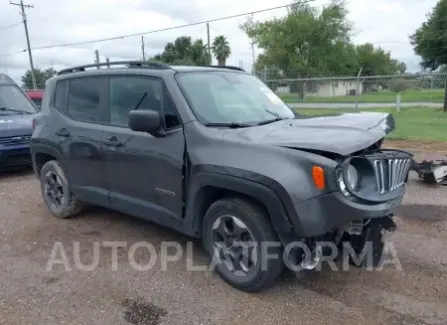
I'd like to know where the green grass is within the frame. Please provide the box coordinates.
[294,106,447,142]
[280,89,445,103]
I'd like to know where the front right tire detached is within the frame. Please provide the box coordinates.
[202,198,284,292]
[39,160,84,219]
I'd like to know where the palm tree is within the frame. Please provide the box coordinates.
[211,36,231,66]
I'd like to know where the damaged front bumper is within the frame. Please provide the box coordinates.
[291,149,413,238]
[292,191,402,237]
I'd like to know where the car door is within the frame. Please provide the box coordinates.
[53,77,109,206]
[100,74,185,227]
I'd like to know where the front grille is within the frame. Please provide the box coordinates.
[373,158,412,194]
[0,135,31,147]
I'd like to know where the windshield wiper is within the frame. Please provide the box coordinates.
[258,117,287,125]
[204,122,253,128]
[0,107,31,115]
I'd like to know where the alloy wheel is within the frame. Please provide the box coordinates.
[43,170,65,208]
[211,215,258,276]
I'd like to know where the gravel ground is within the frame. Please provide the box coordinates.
[0,153,446,325]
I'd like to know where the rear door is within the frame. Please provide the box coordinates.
[100,74,185,226]
[52,77,109,206]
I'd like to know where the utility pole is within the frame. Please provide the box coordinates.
[206,23,211,65]
[94,50,100,68]
[355,67,363,112]
[251,41,255,66]
[10,0,36,89]
[141,36,146,61]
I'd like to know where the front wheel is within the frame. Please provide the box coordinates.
[202,198,284,292]
[40,160,84,219]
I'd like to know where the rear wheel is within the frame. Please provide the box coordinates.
[202,198,283,292]
[40,160,84,219]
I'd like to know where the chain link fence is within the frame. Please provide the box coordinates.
[254,71,447,109]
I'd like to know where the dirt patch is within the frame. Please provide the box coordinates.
[122,298,167,325]
[384,140,447,152]
[397,204,447,222]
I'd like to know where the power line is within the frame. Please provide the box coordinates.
[0,49,26,59]
[28,1,315,51]
[0,22,22,32]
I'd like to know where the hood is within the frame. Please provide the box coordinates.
[0,113,35,137]
[216,112,395,156]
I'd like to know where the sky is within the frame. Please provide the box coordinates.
[0,0,439,86]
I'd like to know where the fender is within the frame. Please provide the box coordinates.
[182,171,301,237]
[30,139,66,176]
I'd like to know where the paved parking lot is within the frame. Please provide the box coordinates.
[0,153,446,325]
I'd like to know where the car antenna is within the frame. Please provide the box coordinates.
[133,92,148,111]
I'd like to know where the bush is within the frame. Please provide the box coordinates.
[389,79,412,93]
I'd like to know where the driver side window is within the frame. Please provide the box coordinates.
[109,76,180,128]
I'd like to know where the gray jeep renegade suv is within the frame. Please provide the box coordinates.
[31,61,412,292]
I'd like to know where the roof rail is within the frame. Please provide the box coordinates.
[57,61,171,75]
[208,65,245,72]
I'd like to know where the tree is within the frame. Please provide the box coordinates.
[241,0,355,77]
[21,67,57,89]
[241,0,406,79]
[354,44,406,94]
[211,36,231,66]
[149,36,210,66]
[355,43,406,76]
[410,0,447,110]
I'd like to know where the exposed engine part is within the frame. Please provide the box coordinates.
[340,216,396,268]
[284,237,323,271]
[300,244,323,270]
[345,219,365,235]
[410,157,447,185]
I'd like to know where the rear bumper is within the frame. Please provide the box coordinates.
[292,191,403,237]
[0,146,32,168]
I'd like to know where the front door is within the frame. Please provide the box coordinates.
[100,75,185,227]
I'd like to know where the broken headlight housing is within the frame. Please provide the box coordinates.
[337,163,360,196]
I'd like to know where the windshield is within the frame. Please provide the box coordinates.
[176,72,295,125]
[0,85,38,114]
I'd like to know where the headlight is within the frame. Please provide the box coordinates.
[338,164,359,196]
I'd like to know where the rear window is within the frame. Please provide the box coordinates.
[0,85,37,114]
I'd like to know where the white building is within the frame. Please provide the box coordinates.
[274,80,364,98]
[305,80,363,97]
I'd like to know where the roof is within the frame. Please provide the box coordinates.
[170,65,245,72]
[56,61,246,76]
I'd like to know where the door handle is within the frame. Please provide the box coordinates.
[101,137,123,147]
[55,128,70,137]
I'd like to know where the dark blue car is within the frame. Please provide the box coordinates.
[0,73,39,170]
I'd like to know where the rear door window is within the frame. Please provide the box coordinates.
[68,77,106,123]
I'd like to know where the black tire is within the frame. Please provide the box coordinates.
[202,197,284,292]
[40,160,84,219]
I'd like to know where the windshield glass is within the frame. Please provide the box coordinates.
[0,85,38,114]
[176,72,295,125]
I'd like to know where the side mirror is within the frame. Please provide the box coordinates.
[128,110,164,136]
